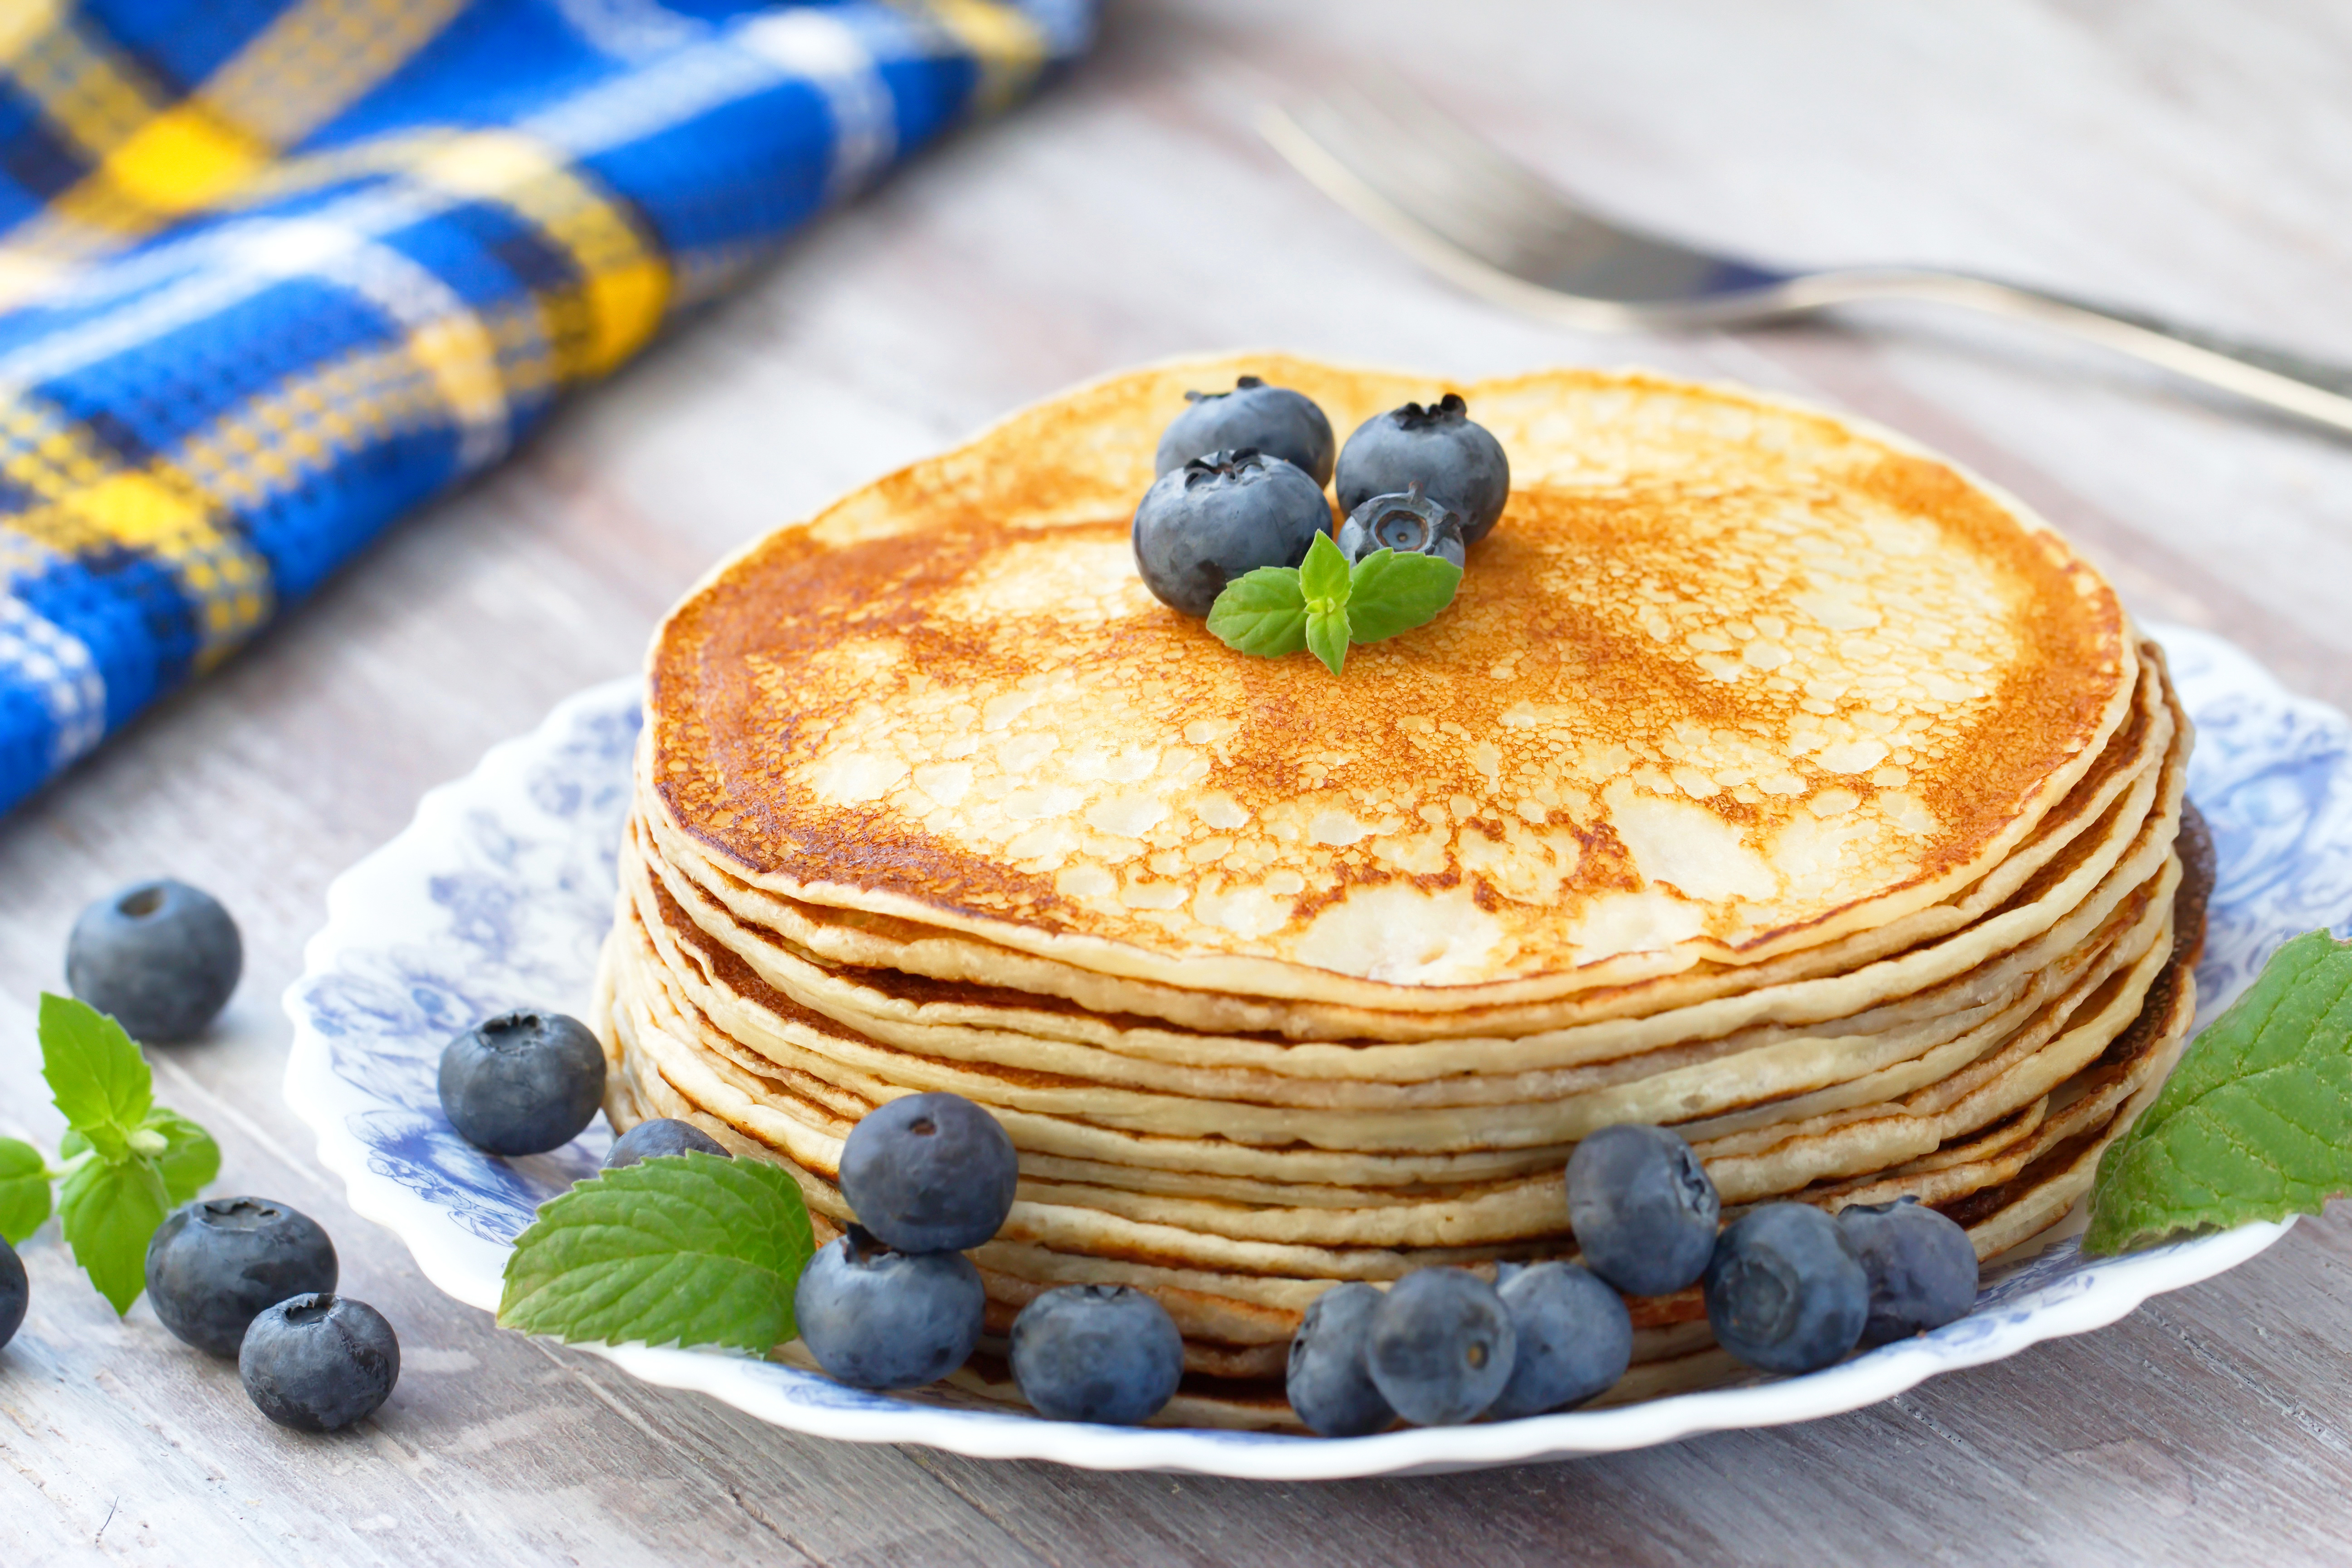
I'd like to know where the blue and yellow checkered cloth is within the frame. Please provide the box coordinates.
[0,0,1090,816]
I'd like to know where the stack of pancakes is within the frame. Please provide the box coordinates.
[595,357,2205,1427]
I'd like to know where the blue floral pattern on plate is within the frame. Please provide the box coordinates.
[282,625,2343,1478]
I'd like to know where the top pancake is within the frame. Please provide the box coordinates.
[648,356,2136,1009]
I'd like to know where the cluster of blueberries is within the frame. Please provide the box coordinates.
[1289,1123,1980,1435]
[433,1013,1193,1426]
[796,1091,1187,1426]
[1131,375,1511,617]
[148,1198,397,1433]
[0,878,402,1434]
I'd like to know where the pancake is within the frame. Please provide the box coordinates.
[597,355,2205,1431]
[627,700,2180,1127]
[646,358,2138,1011]
[634,638,2174,1059]
[632,629,2171,1044]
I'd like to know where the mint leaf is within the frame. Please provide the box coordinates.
[39,993,152,1161]
[1205,567,1309,658]
[0,1137,51,1245]
[2084,929,2352,1254]
[1298,530,1351,607]
[59,1154,169,1314]
[1306,606,1350,676]
[1346,549,1463,644]
[142,1108,220,1206]
[1207,535,1465,674]
[499,1152,815,1353]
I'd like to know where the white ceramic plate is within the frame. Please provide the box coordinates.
[284,623,2346,1478]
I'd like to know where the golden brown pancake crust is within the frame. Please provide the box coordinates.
[650,357,2135,1002]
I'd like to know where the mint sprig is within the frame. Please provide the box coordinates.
[2084,929,2352,1254]
[1206,532,1461,676]
[2,994,221,1313]
[499,1151,815,1353]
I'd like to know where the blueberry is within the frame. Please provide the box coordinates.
[604,1117,729,1170]
[1285,1282,1394,1437]
[1335,393,1510,544]
[437,1010,606,1156]
[1566,1123,1720,1297]
[1703,1203,1868,1375]
[0,1235,24,1351]
[66,879,242,1043]
[1132,449,1332,618]
[1838,1196,1980,1345]
[1334,483,1466,568]
[1365,1267,1515,1426]
[1486,1262,1633,1420]
[838,1093,1018,1254]
[1155,376,1335,486]
[145,1197,338,1357]
[794,1225,986,1390]
[239,1293,399,1432]
[1010,1284,1184,1425]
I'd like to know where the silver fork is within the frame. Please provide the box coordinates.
[1263,83,2352,436]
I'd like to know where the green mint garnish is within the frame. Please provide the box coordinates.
[141,1108,223,1205]
[41,990,156,1163]
[1344,545,1467,644]
[62,1108,223,1208]
[59,1156,172,1314]
[1205,531,1462,676]
[2084,929,2352,1254]
[0,1137,53,1245]
[499,1151,816,1353]
[1203,568,1310,658]
[11,994,221,1311]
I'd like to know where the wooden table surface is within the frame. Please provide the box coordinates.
[9,1,2352,1562]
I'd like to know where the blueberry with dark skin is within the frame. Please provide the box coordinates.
[1486,1261,1633,1419]
[603,1117,729,1171]
[838,1093,1019,1254]
[0,1235,25,1351]
[1285,1281,1395,1437]
[1336,393,1511,544]
[795,1225,986,1390]
[1132,449,1332,618]
[1703,1203,1869,1375]
[146,1197,338,1357]
[1838,1196,1980,1345]
[66,879,242,1043]
[1366,1267,1515,1426]
[1334,482,1466,568]
[1566,1123,1721,1297]
[1010,1284,1184,1425]
[437,1010,606,1156]
[1155,375,1335,485]
[239,1293,399,1432]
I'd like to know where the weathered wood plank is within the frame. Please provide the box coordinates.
[6,0,2352,1560]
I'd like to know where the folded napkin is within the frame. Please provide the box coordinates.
[0,0,1091,817]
